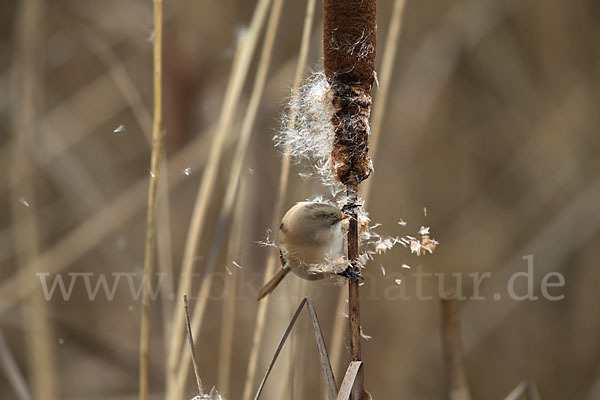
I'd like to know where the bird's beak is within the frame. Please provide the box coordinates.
[342,213,352,220]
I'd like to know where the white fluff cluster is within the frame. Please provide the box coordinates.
[355,207,403,267]
[255,229,277,248]
[275,72,341,191]
[355,207,439,271]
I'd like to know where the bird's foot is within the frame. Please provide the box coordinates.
[341,202,363,213]
[336,262,364,280]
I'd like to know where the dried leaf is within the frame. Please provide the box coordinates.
[336,361,362,400]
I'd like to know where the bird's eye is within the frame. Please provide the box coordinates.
[330,213,341,225]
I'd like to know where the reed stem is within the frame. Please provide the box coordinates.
[138,0,164,398]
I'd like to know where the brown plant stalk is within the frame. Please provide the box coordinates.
[323,0,377,399]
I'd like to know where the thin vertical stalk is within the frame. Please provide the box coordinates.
[166,0,272,393]
[241,0,316,398]
[329,0,407,377]
[10,1,59,399]
[217,179,247,397]
[138,0,164,399]
[170,0,284,396]
[184,295,204,396]
[346,186,364,400]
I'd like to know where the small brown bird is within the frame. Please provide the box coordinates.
[257,202,349,300]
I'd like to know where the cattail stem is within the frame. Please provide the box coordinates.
[346,186,364,400]
[324,1,377,398]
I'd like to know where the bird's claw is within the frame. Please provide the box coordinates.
[336,263,364,280]
[341,202,362,213]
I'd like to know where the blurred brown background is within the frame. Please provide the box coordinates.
[1,0,600,399]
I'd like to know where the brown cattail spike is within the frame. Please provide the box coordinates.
[324,0,376,186]
[323,0,377,88]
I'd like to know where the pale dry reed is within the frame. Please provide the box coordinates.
[172,0,284,395]
[10,0,58,398]
[241,0,317,398]
[165,0,273,397]
[138,0,165,398]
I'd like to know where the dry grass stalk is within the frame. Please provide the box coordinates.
[217,179,247,397]
[171,0,283,396]
[241,0,316,397]
[138,1,165,399]
[254,298,336,400]
[441,295,472,400]
[184,295,204,396]
[10,0,59,398]
[166,0,272,396]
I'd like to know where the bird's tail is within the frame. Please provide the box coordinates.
[257,264,290,300]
